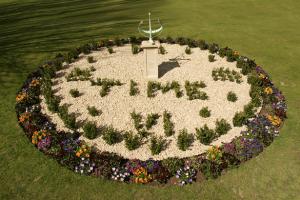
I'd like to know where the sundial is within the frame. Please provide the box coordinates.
[138,12,163,79]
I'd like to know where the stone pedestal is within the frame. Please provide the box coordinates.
[141,40,160,79]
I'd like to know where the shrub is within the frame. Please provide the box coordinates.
[196,125,216,145]
[150,136,166,155]
[215,119,231,135]
[130,111,143,130]
[211,67,242,83]
[87,56,95,63]
[200,160,222,179]
[90,78,122,97]
[129,80,139,96]
[69,89,80,98]
[87,106,100,116]
[131,44,140,54]
[161,158,184,175]
[163,110,174,136]
[102,126,122,145]
[177,129,194,151]
[198,40,208,50]
[185,81,208,100]
[208,55,215,62]
[208,43,219,54]
[124,131,140,150]
[145,113,160,130]
[107,47,114,54]
[46,95,60,112]
[147,81,161,97]
[90,66,96,71]
[158,45,166,54]
[236,57,256,75]
[58,105,77,129]
[83,121,98,139]
[233,111,247,127]
[66,67,91,81]
[185,47,192,54]
[199,107,211,118]
[227,91,238,102]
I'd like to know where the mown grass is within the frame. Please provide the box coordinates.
[1,0,300,199]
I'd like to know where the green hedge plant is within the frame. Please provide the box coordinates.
[150,136,166,155]
[199,107,211,118]
[196,124,216,145]
[177,129,194,151]
[83,121,98,139]
[227,91,238,102]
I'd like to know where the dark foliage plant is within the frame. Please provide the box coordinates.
[196,125,216,145]
[215,119,231,136]
[83,121,98,139]
[150,136,166,155]
[177,129,194,151]
[199,107,211,118]
[69,89,80,98]
[208,54,215,62]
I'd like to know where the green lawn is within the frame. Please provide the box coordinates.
[1,0,300,199]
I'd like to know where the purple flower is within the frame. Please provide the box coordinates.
[37,136,51,151]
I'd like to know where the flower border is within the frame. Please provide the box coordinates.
[15,37,287,185]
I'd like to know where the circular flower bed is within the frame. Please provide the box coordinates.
[15,37,287,185]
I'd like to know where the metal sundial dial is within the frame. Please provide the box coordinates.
[138,12,163,44]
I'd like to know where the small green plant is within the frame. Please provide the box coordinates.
[215,119,231,136]
[208,55,215,62]
[87,106,100,116]
[163,111,175,136]
[196,125,216,145]
[208,43,219,54]
[87,56,95,63]
[102,126,122,145]
[150,136,166,155]
[198,40,208,50]
[233,111,247,127]
[199,107,211,118]
[211,67,242,83]
[161,158,185,175]
[83,121,98,139]
[90,78,122,97]
[147,81,161,97]
[185,46,192,54]
[107,47,114,54]
[185,81,208,100]
[69,89,80,98]
[130,111,143,130]
[158,45,166,54]
[145,113,160,130]
[66,67,91,81]
[89,66,96,71]
[177,129,194,151]
[124,131,141,150]
[227,91,238,102]
[129,80,139,96]
[58,105,76,129]
[131,44,140,54]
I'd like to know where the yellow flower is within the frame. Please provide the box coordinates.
[264,87,273,95]
[233,51,239,56]
[259,73,266,79]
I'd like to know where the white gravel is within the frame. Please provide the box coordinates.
[40,43,256,160]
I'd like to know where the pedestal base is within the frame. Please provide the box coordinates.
[141,41,160,79]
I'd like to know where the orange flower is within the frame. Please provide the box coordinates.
[29,79,40,87]
[19,112,31,123]
[16,92,28,103]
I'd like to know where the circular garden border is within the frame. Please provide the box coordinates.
[15,37,287,186]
